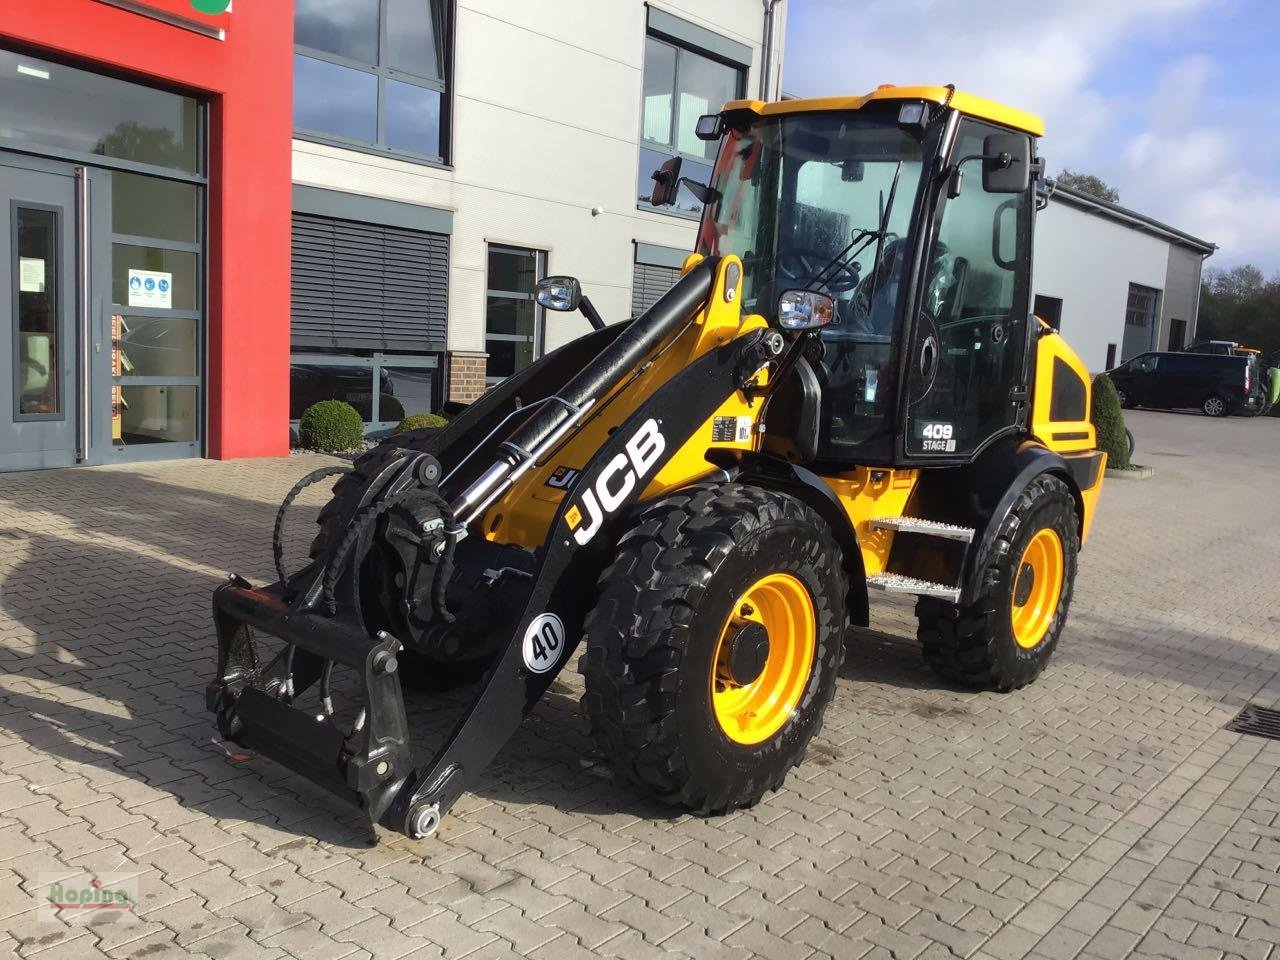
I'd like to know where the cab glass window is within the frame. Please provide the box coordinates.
[906,119,1032,457]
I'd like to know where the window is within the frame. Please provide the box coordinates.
[485,246,545,386]
[907,119,1033,457]
[637,30,745,216]
[1131,354,1158,374]
[294,0,449,162]
[1122,282,1160,360]
[108,168,205,451]
[1168,318,1187,351]
[0,47,200,174]
[289,352,440,429]
[1125,284,1160,328]
[1033,294,1063,331]
[13,205,62,419]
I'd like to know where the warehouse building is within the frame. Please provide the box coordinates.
[1034,181,1215,372]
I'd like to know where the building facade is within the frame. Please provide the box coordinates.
[289,0,787,428]
[2,0,291,471]
[0,0,784,470]
[1033,182,1215,372]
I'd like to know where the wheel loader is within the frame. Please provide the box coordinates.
[208,84,1106,839]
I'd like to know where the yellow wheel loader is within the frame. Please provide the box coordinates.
[208,84,1105,839]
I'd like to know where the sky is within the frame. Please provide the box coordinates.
[782,0,1280,274]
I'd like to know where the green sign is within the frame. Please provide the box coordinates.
[191,0,231,13]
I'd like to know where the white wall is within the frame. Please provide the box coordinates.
[291,0,784,356]
[1033,199,1171,372]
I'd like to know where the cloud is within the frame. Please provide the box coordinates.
[783,0,1280,270]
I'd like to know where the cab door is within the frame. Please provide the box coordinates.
[901,119,1033,461]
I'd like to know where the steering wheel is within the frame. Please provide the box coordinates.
[775,247,862,293]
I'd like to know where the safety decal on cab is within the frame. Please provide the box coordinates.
[917,421,957,453]
[711,415,753,443]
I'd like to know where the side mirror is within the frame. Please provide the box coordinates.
[535,276,581,312]
[649,156,682,206]
[982,133,1031,193]
[777,289,837,331]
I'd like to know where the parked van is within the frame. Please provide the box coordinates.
[1107,351,1264,417]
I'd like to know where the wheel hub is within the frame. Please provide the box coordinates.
[1013,562,1035,606]
[723,621,770,686]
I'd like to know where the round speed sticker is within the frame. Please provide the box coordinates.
[522,613,566,674]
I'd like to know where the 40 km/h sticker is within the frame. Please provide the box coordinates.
[522,613,566,674]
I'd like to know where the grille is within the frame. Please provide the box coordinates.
[1225,704,1280,741]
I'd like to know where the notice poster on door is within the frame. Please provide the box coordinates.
[19,258,46,293]
[127,269,173,309]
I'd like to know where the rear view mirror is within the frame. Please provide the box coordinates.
[650,156,682,206]
[982,133,1031,193]
[777,289,836,330]
[535,276,581,312]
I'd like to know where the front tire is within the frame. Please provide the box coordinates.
[917,474,1079,692]
[580,485,845,813]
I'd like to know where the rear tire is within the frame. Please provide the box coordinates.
[1202,394,1228,417]
[917,474,1078,692]
[1116,387,1132,409]
[580,484,845,813]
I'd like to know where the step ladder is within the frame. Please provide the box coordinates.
[867,516,975,543]
[866,573,960,602]
[864,515,975,603]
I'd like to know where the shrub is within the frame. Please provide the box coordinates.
[394,412,449,435]
[1091,374,1130,470]
[379,393,406,422]
[298,400,364,452]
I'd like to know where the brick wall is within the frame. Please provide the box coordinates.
[447,351,488,403]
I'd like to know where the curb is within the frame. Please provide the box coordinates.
[1106,465,1155,480]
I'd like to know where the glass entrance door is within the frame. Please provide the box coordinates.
[0,155,78,471]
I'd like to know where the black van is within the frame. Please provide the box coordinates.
[1107,351,1263,417]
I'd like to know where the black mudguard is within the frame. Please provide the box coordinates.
[735,453,869,628]
[888,436,1084,605]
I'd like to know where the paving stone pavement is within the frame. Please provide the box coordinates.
[0,409,1277,960]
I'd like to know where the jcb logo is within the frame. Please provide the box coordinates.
[564,418,666,545]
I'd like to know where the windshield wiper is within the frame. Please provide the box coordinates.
[804,161,904,297]
[861,161,905,311]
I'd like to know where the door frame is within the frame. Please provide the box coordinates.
[0,151,80,470]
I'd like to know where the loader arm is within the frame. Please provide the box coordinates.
[208,255,787,837]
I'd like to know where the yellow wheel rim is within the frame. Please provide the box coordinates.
[1010,528,1064,649]
[711,573,816,745]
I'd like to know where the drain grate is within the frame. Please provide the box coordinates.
[1225,704,1280,741]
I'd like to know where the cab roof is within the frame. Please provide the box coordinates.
[723,84,1045,138]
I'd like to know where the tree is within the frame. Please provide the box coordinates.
[1054,169,1120,204]
[1198,265,1280,366]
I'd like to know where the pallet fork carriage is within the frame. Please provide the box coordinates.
[208,84,1106,839]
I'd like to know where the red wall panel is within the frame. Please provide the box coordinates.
[2,0,294,458]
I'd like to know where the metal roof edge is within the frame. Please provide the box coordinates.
[1046,181,1216,255]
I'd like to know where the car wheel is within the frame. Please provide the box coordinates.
[1115,387,1132,409]
[1202,394,1228,417]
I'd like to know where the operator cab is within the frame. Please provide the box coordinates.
[688,87,1041,467]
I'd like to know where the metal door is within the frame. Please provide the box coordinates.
[0,155,78,470]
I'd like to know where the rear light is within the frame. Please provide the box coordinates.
[1246,364,1252,392]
